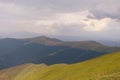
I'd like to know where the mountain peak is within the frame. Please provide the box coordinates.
[23,36,62,46]
[35,36,49,39]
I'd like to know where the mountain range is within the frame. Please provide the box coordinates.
[0,36,120,70]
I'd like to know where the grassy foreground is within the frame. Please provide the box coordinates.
[0,52,120,80]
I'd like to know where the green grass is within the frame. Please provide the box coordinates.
[0,52,120,80]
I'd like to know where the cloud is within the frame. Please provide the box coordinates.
[90,0,120,19]
[0,2,25,15]
[32,10,116,32]
[0,0,120,40]
[1,0,120,19]
[82,18,110,31]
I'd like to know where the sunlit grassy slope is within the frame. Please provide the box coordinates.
[0,52,120,80]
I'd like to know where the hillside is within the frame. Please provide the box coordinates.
[23,36,62,46]
[0,36,120,69]
[0,52,120,80]
[58,41,120,51]
[0,38,23,56]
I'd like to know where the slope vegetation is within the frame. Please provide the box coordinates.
[0,52,120,80]
[2,36,118,69]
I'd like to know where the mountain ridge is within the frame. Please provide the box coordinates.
[22,36,62,46]
[0,36,120,70]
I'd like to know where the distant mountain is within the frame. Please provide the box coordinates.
[23,36,62,46]
[99,40,120,47]
[0,36,120,69]
[58,41,106,50]
[0,52,120,80]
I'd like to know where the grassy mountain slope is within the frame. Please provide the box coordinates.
[0,52,120,80]
[0,63,47,80]
[0,36,120,70]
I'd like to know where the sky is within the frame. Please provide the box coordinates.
[0,0,120,41]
